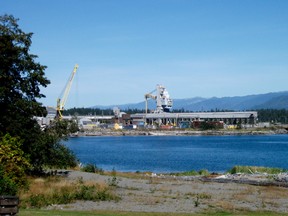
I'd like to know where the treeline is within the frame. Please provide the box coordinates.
[63,108,147,115]
[64,107,288,123]
[64,108,198,115]
[257,109,288,123]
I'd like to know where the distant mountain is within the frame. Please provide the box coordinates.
[92,91,288,111]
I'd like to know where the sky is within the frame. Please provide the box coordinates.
[1,0,288,108]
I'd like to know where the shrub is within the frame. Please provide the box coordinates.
[198,169,209,176]
[0,134,30,193]
[28,194,47,208]
[0,166,18,195]
[81,163,103,174]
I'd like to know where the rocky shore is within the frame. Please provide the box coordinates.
[76,128,288,137]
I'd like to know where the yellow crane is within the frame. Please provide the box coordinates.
[56,64,79,119]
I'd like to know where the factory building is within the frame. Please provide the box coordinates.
[131,111,257,129]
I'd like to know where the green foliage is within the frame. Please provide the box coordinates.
[0,165,18,195]
[64,107,113,116]
[81,163,104,174]
[199,121,223,130]
[46,119,78,139]
[0,134,30,193]
[257,109,288,124]
[172,169,210,176]
[229,166,286,174]
[236,121,242,129]
[198,169,209,176]
[22,122,77,173]
[0,14,49,134]
[0,14,77,173]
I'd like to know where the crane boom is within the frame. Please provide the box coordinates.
[56,64,79,119]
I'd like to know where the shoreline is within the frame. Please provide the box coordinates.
[75,128,288,137]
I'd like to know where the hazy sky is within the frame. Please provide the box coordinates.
[1,0,288,108]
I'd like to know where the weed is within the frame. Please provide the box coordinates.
[198,193,212,199]
[149,187,156,194]
[185,192,211,199]
[261,200,266,209]
[107,168,119,187]
[194,194,200,207]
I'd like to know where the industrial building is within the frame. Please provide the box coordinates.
[130,111,257,128]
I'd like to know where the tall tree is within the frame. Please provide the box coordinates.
[0,14,49,133]
[0,14,77,173]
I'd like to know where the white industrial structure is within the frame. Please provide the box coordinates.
[145,84,173,113]
[131,111,257,127]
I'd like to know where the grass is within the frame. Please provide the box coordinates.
[170,169,210,176]
[228,166,286,174]
[18,166,288,215]
[170,166,286,176]
[19,176,119,208]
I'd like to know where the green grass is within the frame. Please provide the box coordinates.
[170,169,210,176]
[18,209,288,216]
[228,166,286,174]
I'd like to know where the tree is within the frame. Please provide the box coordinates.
[0,14,77,174]
[0,15,50,131]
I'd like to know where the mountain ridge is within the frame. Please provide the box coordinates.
[91,91,288,111]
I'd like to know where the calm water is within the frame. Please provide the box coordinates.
[64,135,288,173]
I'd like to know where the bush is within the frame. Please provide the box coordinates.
[0,166,18,195]
[0,134,30,193]
[81,163,103,174]
[198,169,209,176]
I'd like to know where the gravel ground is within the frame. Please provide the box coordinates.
[46,171,288,214]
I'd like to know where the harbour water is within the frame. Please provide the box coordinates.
[64,135,288,173]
